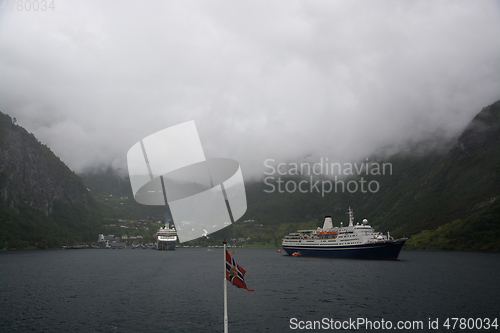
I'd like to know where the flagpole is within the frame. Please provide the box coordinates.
[223,240,228,333]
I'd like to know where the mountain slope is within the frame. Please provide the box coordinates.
[0,112,104,249]
[400,101,500,250]
[377,101,500,234]
[237,100,500,250]
[0,112,90,215]
[4,99,497,250]
[76,101,500,250]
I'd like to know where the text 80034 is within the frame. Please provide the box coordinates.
[1,0,55,11]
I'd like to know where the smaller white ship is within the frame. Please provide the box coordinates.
[282,207,407,260]
[156,223,177,251]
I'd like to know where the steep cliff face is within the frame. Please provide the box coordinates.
[399,101,500,250]
[236,100,500,250]
[451,100,500,158]
[370,100,500,233]
[0,112,90,215]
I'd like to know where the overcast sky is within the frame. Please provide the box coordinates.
[1,0,499,180]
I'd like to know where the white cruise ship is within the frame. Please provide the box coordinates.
[156,223,177,251]
[282,208,407,260]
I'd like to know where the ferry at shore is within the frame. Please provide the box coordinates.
[282,208,407,260]
[156,223,177,251]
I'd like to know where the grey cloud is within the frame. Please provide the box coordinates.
[0,0,499,179]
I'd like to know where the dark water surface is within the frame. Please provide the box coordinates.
[1,249,499,332]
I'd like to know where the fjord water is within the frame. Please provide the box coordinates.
[1,249,499,332]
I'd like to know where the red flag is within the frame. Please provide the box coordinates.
[225,250,254,292]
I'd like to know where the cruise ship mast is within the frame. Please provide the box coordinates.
[347,206,354,227]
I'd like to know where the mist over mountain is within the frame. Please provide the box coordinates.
[1,1,499,252]
[1,1,499,180]
[81,101,500,251]
[241,101,500,250]
[1,100,499,250]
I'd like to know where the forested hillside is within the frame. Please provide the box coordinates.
[0,112,106,249]
[237,101,500,250]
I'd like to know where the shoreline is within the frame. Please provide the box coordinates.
[3,245,499,253]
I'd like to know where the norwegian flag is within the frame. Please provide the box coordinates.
[225,250,254,291]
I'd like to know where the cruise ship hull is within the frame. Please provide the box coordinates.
[157,240,176,251]
[282,239,407,260]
